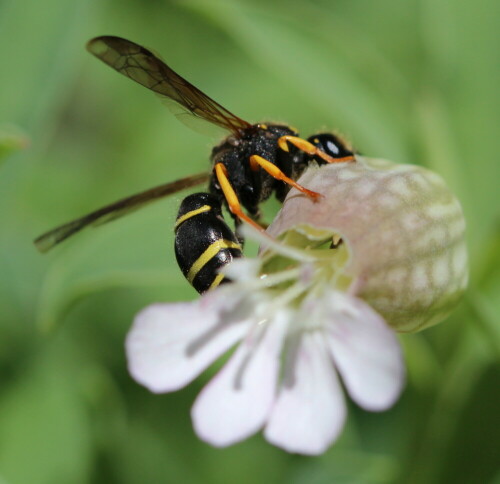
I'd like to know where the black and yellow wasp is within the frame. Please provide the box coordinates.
[34,36,355,293]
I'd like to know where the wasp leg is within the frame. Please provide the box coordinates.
[278,135,355,164]
[214,163,265,232]
[249,154,322,200]
[233,217,245,247]
[330,235,343,249]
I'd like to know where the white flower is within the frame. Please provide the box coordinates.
[126,157,467,454]
[126,252,404,454]
[266,157,468,332]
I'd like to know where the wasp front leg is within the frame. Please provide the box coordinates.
[279,133,356,164]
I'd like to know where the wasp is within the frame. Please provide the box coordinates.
[34,36,355,293]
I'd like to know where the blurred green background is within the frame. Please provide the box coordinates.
[1,0,499,482]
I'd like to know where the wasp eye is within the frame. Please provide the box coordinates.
[307,133,353,160]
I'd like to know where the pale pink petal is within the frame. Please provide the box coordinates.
[126,288,252,393]
[191,310,289,447]
[264,331,346,455]
[221,258,260,282]
[324,290,405,411]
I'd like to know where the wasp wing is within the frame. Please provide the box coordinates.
[34,172,210,253]
[86,36,252,136]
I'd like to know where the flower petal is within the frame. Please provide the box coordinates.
[221,257,260,282]
[126,287,252,393]
[264,331,346,455]
[324,291,405,411]
[191,310,289,447]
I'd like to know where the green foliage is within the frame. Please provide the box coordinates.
[0,0,498,482]
[0,126,28,165]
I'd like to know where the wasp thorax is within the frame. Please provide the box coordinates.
[265,158,468,333]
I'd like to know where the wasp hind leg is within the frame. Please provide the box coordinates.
[214,163,265,232]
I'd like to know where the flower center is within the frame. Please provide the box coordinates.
[258,225,354,310]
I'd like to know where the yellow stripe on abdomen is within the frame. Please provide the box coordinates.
[208,273,225,290]
[174,205,211,230]
[187,239,241,284]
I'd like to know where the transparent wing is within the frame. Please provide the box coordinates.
[34,172,210,253]
[87,36,252,136]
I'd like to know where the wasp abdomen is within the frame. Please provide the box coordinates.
[174,193,242,294]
